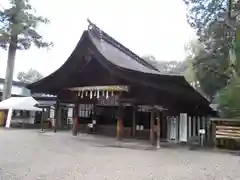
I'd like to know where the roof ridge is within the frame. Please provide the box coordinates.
[87,19,160,72]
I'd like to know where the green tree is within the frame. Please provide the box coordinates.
[217,78,240,118]
[17,68,43,83]
[183,0,240,84]
[0,0,52,100]
[184,0,240,116]
[142,55,188,75]
[184,39,229,100]
[183,0,240,53]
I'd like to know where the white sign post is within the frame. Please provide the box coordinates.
[199,129,206,147]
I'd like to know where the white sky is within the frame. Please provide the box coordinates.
[0,0,195,80]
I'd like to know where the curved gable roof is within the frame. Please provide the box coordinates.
[27,20,210,109]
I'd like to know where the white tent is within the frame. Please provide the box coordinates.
[0,97,41,111]
[0,97,42,128]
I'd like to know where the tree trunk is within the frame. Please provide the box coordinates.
[2,36,17,100]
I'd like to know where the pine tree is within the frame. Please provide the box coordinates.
[0,0,52,100]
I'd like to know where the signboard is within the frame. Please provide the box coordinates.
[199,129,206,134]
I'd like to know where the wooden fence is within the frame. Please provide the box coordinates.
[211,118,240,149]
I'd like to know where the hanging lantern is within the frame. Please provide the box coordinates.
[90,90,93,99]
[97,90,100,98]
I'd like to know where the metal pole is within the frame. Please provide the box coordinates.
[200,134,204,147]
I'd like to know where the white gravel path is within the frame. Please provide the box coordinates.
[0,129,239,180]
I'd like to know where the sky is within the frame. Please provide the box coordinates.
[0,0,195,80]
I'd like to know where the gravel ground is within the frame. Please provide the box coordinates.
[0,129,240,180]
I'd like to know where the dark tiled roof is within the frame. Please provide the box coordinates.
[26,20,210,112]
[87,20,181,76]
[89,33,161,74]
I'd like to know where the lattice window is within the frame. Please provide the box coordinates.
[79,104,93,117]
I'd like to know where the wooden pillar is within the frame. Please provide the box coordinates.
[212,120,216,147]
[175,116,179,143]
[72,103,79,136]
[197,116,201,136]
[117,118,123,140]
[202,116,206,140]
[132,105,136,137]
[116,105,124,141]
[156,111,161,148]
[206,116,211,144]
[166,116,170,141]
[54,100,60,132]
[41,108,44,132]
[150,110,154,144]
[92,104,97,132]
[188,116,192,139]
[192,116,196,136]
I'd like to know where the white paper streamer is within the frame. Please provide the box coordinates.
[90,91,93,99]
[97,90,100,98]
[106,91,109,99]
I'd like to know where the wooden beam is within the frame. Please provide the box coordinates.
[216,131,240,137]
[216,126,240,130]
[216,135,240,139]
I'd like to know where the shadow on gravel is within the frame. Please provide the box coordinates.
[93,144,158,151]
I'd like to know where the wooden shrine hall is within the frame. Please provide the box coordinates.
[27,20,213,147]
